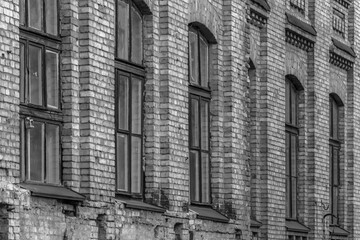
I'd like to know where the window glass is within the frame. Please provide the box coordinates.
[29,121,44,181]
[131,6,143,64]
[45,0,58,35]
[291,176,297,217]
[333,147,339,186]
[291,135,297,176]
[117,0,129,60]
[291,85,297,125]
[190,150,200,202]
[29,45,43,105]
[200,100,209,150]
[131,136,142,193]
[189,31,199,84]
[285,132,290,176]
[29,0,43,30]
[20,0,26,26]
[46,124,60,184]
[191,98,199,147]
[20,43,25,103]
[46,50,59,108]
[285,81,290,123]
[200,36,208,88]
[332,101,339,139]
[21,120,26,180]
[117,133,128,191]
[131,77,142,134]
[118,75,129,130]
[201,153,210,203]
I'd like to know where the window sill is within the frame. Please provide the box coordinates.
[329,224,349,237]
[286,219,310,233]
[116,196,166,213]
[189,205,229,223]
[19,183,85,202]
[251,218,262,229]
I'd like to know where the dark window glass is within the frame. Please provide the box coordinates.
[20,42,25,103]
[189,31,199,84]
[116,0,143,64]
[116,71,143,195]
[29,45,43,105]
[285,79,299,219]
[46,50,59,108]
[45,0,58,35]
[329,96,341,224]
[21,119,61,184]
[20,0,26,26]
[29,0,43,30]
[199,36,209,88]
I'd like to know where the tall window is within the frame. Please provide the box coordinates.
[116,0,143,65]
[285,79,299,219]
[329,96,341,224]
[115,0,144,196]
[19,0,61,184]
[189,27,210,204]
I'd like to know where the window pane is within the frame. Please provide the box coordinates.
[45,0,58,35]
[21,119,25,180]
[285,81,290,123]
[333,147,339,186]
[131,77,142,134]
[117,0,129,60]
[291,176,297,218]
[46,50,59,108]
[46,124,60,184]
[332,186,338,223]
[29,45,43,105]
[285,132,290,176]
[131,6,143,64]
[118,75,129,130]
[20,0,25,25]
[131,136,142,193]
[191,98,199,148]
[189,31,199,84]
[28,0,43,30]
[20,43,25,103]
[201,153,210,203]
[29,121,44,181]
[291,135,297,176]
[199,36,208,88]
[333,101,339,139]
[117,133,128,191]
[291,85,297,125]
[286,176,290,218]
[200,100,209,150]
[190,150,200,202]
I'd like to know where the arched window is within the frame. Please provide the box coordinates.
[115,0,145,196]
[329,95,341,224]
[285,79,299,219]
[189,26,210,204]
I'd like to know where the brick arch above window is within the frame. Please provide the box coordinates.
[330,92,344,107]
[286,74,305,91]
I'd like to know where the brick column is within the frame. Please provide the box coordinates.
[158,0,190,212]
[60,0,81,192]
[257,0,286,238]
[78,0,116,202]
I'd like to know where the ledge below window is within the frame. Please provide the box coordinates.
[19,183,85,202]
[329,225,349,237]
[116,196,166,213]
[286,219,310,233]
[189,205,229,223]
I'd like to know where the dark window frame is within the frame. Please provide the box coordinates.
[115,69,145,198]
[115,0,144,65]
[115,0,146,198]
[329,96,341,225]
[285,79,299,220]
[188,26,211,205]
[19,0,62,185]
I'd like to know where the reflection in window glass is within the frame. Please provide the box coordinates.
[118,75,129,130]
[29,122,44,181]
[29,0,42,30]
[200,36,208,87]
[131,136,141,193]
[46,124,60,184]
[131,78,142,134]
[46,51,59,108]
[45,0,58,35]
[117,133,128,191]
[117,0,129,60]
[29,45,43,105]
[189,31,199,84]
[131,6,143,64]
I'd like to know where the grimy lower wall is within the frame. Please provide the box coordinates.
[1,0,360,240]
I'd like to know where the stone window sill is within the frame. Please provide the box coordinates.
[19,183,85,202]
[286,219,310,233]
[116,196,166,213]
[189,205,229,223]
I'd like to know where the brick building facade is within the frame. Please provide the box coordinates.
[1,0,360,239]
